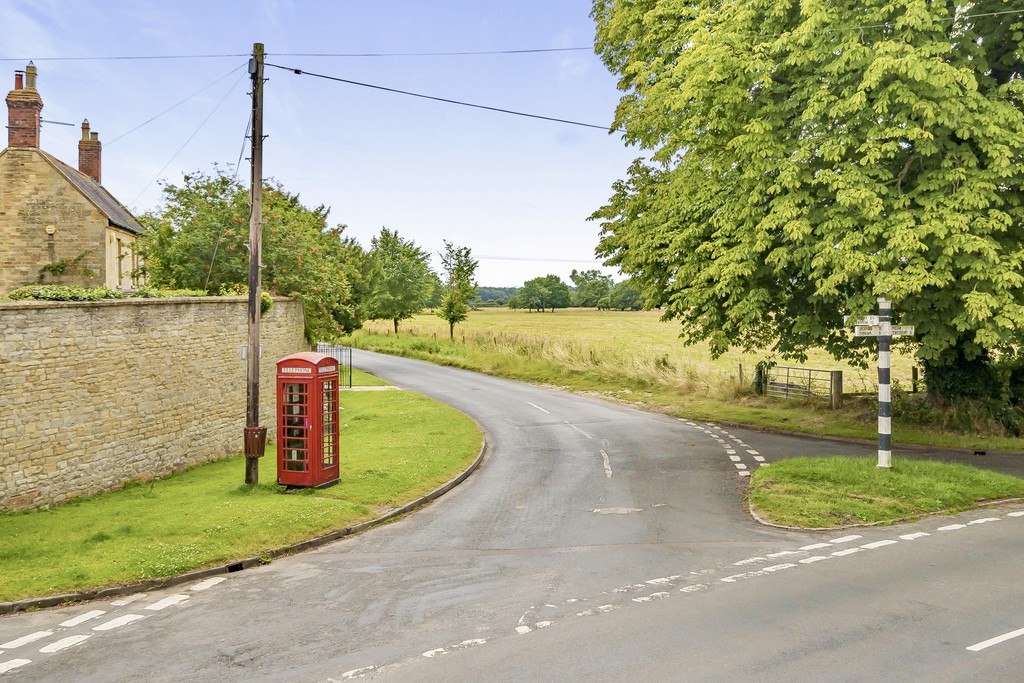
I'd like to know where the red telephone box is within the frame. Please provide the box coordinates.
[276,352,340,488]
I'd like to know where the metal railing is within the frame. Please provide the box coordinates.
[315,342,353,388]
[765,365,843,408]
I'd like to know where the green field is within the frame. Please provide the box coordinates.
[357,309,916,390]
[349,309,1022,450]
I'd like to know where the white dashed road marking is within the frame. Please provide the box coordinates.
[861,540,898,550]
[190,577,227,592]
[39,635,91,654]
[59,610,106,628]
[1,631,53,649]
[829,535,863,545]
[967,627,1024,652]
[900,532,930,540]
[145,595,190,611]
[800,543,832,551]
[566,422,593,439]
[526,402,549,414]
[0,659,31,674]
[93,614,146,631]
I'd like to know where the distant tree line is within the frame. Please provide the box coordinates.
[500,270,643,312]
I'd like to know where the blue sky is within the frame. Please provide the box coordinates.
[1,0,637,286]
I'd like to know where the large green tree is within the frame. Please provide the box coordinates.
[592,0,1024,397]
[366,228,434,333]
[139,168,369,341]
[521,275,572,312]
[570,269,613,307]
[436,241,479,339]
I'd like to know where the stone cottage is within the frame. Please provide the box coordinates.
[0,62,144,296]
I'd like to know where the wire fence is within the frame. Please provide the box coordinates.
[315,342,353,388]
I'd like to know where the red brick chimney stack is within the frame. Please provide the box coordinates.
[78,119,102,183]
[6,62,42,148]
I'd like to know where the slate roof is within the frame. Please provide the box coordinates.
[38,150,144,235]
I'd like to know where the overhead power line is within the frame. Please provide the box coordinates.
[0,53,248,62]
[130,72,247,206]
[108,63,247,145]
[265,62,618,132]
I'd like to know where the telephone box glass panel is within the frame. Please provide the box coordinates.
[283,382,308,471]
[322,379,336,468]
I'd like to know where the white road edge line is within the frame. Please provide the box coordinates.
[526,402,549,414]
[967,627,1024,652]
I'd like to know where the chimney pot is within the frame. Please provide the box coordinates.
[6,62,43,147]
[24,62,37,91]
[78,121,102,183]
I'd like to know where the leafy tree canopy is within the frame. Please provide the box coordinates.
[570,269,613,307]
[521,274,572,312]
[436,241,479,339]
[591,0,1024,384]
[366,227,434,333]
[138,168,369,342]
[609,278,644,311]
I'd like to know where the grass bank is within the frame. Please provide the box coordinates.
[0,389,481,603]
[348,310,1024,451]
[748,457,1024,528]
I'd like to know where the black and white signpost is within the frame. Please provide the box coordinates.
[853,297,915,469]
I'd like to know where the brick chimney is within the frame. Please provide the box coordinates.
[6,62,42,148]
[78,119,101,183]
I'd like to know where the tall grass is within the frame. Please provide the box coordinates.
[354,323,732,397]
[352,310,914,398]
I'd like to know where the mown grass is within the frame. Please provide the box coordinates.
[348,310,1024,451]
[748,457,1024,528]
[0,390,481,603]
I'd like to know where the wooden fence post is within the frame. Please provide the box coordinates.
[830,370,843,409]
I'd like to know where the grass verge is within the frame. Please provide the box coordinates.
[748,457,1024,528]
[0,390,481,603]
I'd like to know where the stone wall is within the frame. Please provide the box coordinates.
[0,297,307,510]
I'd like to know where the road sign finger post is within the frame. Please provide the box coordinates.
[856,298,914,468]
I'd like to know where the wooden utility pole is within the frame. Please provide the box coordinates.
[243,42,266,485]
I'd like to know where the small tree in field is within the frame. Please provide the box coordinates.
[366,228,433,333]
[436,241,478,340]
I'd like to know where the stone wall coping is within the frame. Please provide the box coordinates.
[0,295,292,311]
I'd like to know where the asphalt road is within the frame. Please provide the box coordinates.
[1,350,1021,682]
